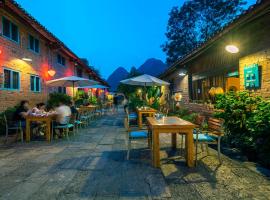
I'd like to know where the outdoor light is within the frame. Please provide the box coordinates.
[48,69,56,77]
[22,57,32,62]
[179,72,186,76]
[225,45,239,54]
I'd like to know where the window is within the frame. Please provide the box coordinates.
[57,87,66,94]
[57,54,66,66]
[2,17,19,42]
[77,68,83,77]
[28,34,40,53]
[30,75,41,92]
[3,68,20,90]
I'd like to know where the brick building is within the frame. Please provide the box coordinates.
[0,0,107,112]
[160,0,270,103]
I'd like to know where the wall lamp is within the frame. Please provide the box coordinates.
[22,57,32,62]
[225,45,239,54]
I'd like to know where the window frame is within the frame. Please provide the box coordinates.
[2,17,20,43]
[2,67,20,91]
[30,74,41,93]
[57,54,66,66]
[28,34,40,54]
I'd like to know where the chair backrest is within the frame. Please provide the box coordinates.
[3,114,9,132]
[208,117,224,134]
[70,114,77,123]
[124,106,129,115]
[124,117,130,131]
[194,115,206,127]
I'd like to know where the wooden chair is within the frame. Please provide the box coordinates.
[124,107,138,127]
[178,115,205,155]
[52,116,75,139]
[124,117,150,160]
[3,114,24,143]
[194,117,224,165]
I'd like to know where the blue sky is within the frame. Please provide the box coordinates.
[16,0,256,79]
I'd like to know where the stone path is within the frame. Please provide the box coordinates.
[0,111,269,200]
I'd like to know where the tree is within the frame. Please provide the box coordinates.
[162,0,246,64]
[117,66,141,96]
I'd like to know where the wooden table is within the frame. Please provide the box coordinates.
[26,115,53,142]
[79,106,97,112]
[136,108,157,129]
[147,116,196,168]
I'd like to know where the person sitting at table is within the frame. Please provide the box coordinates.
[55,101,71,125]
[54,101,72,138]
[32,102,47,137]
[32,103,46,114]
[69,100,78,119]
[13,100,31,128]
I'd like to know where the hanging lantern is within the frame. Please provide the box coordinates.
[48,69,56,77]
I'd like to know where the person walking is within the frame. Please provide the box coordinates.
[113,94,119,113]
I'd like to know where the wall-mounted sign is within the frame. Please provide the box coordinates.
[227,71,239,77]
[244,64,261,89]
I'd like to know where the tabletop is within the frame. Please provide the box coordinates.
[147,116,195,129]
[136,107,156,112]
[25,114,54,120]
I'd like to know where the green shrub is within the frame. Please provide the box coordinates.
[128,94,145,111]
[47,93,72,109]
[215,91,270,168]
[89,96,98,105]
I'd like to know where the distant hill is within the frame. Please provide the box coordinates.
[107,67,129,91]
[107,58,167,91]
[137,58,167,76]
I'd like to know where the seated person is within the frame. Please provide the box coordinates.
[13,100,31,127]
[69,100,78,119]
[32,103,47,136]
[55,101,71,125]
[32,103,46,114]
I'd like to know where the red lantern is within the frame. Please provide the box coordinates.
[48,69,56,77]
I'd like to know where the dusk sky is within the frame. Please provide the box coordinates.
[16,0,256,79]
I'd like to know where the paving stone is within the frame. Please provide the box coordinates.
[0,110,269,200]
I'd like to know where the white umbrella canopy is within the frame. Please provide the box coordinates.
[46,76,99,97]
[78,84,108,89]
[120,74,170,86]
[46,76,98,87]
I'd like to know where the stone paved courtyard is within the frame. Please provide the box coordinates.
[0,111,270,200]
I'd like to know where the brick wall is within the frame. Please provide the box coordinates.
[239,49,270,98]
[163,73,190,103]
[0,10,76,111]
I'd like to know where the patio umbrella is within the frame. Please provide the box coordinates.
[78,84,108,89]
[120,74,170,86]
[46,76,99,98]
[120,74,169,104]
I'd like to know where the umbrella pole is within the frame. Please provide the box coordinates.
[144,82,147,106]
[73,81,75,99]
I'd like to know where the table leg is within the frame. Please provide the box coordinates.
[26,119,30,142]
[46,120,51,142]
[186,129,195,167]
[171,133,177,149]
[138,113,142,129]
[152,130,160,168]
